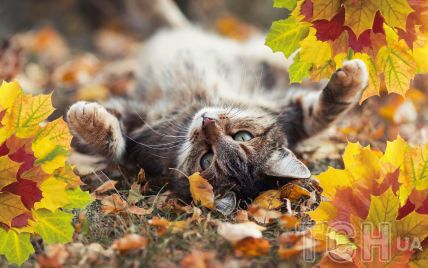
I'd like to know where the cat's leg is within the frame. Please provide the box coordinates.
[67,101,126,161]
[302,59,368,136]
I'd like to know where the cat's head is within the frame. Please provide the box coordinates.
[176,106,310,200]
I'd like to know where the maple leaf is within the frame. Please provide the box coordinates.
[0,155,20,189]
[312,0,341,21]
[0,228,34,266]
[31,209,74,244]
[378,0,414,30]
[376,33,416,95]
[300,29,332,68]
[2,91,54,139]
[0,80,91,265]
[0,81,22,111]
[0,192,29,226]
[288,53,312,83]
[343,0,378,37]
[34,177,69,211]
[265,17,310,57]
[188,172,215,209]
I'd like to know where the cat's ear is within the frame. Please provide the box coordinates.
[264,149,311,179]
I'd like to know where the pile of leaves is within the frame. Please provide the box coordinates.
[0,81,91,265]
[308,137,428,266]
[266,0,428,101]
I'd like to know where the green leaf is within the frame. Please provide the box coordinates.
[288,53,312,83]
[32,209,74,244]
[273,0,297,10]
[0,229,34,266]
[265,17,310,57]
[64,187,93,210]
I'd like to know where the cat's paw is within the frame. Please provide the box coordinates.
[329,59,368,102]
[67,101,125,159]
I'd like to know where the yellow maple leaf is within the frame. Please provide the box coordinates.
[316,142,382,199]
[376,25,416,96]
[188,172,215,209]
[395,211,428,242]
[379,0,414,30]
[312,0,341,21]
[32,119,71,174]
[34,177,69,211]
[0,192,29,226]
[300,30,332,68]
[2,91,55,139]
[0,155,20,189]
[366,188,399,226]
[344,0,378,37]
[0,81,22,110]
[413,44,428,73]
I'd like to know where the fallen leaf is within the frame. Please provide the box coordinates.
[94,180,118,195]
[111,234,148,253]
[180,249,216,268]
[252,190,282,209]
[101,194,127,214]
[234,237,270,257]
[247,206,282,224]
[188,172,215,209]
[149,217,189,236]
[217,222,266,243]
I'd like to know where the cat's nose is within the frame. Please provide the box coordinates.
[202,115,216,127]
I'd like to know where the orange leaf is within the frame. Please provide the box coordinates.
[111,234,148,253]
[188,172,214,209]
[234,237,270,257]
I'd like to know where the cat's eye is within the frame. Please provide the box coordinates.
[200,152,214,170]
[233,131,253,142]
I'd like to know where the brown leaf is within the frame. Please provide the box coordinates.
[94,180,117,195]
[100,194,127,214]
[234,237,270,257]
[247,206,282,224]
[180,249,216,268]
[127,206,153,216]
[111,234,148,253]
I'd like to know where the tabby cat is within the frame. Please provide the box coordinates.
[67,27,368,202]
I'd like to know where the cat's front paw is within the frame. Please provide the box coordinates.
[329,59,369,103]
[67,101,125,159]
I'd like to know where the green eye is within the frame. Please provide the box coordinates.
[200,152,214,170]
[233,131,253,142]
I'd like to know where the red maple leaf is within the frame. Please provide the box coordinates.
[301,0,313,21]
[3,179,43,209]
[314,7,345,41]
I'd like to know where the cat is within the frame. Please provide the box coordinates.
[67,27,368,202]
